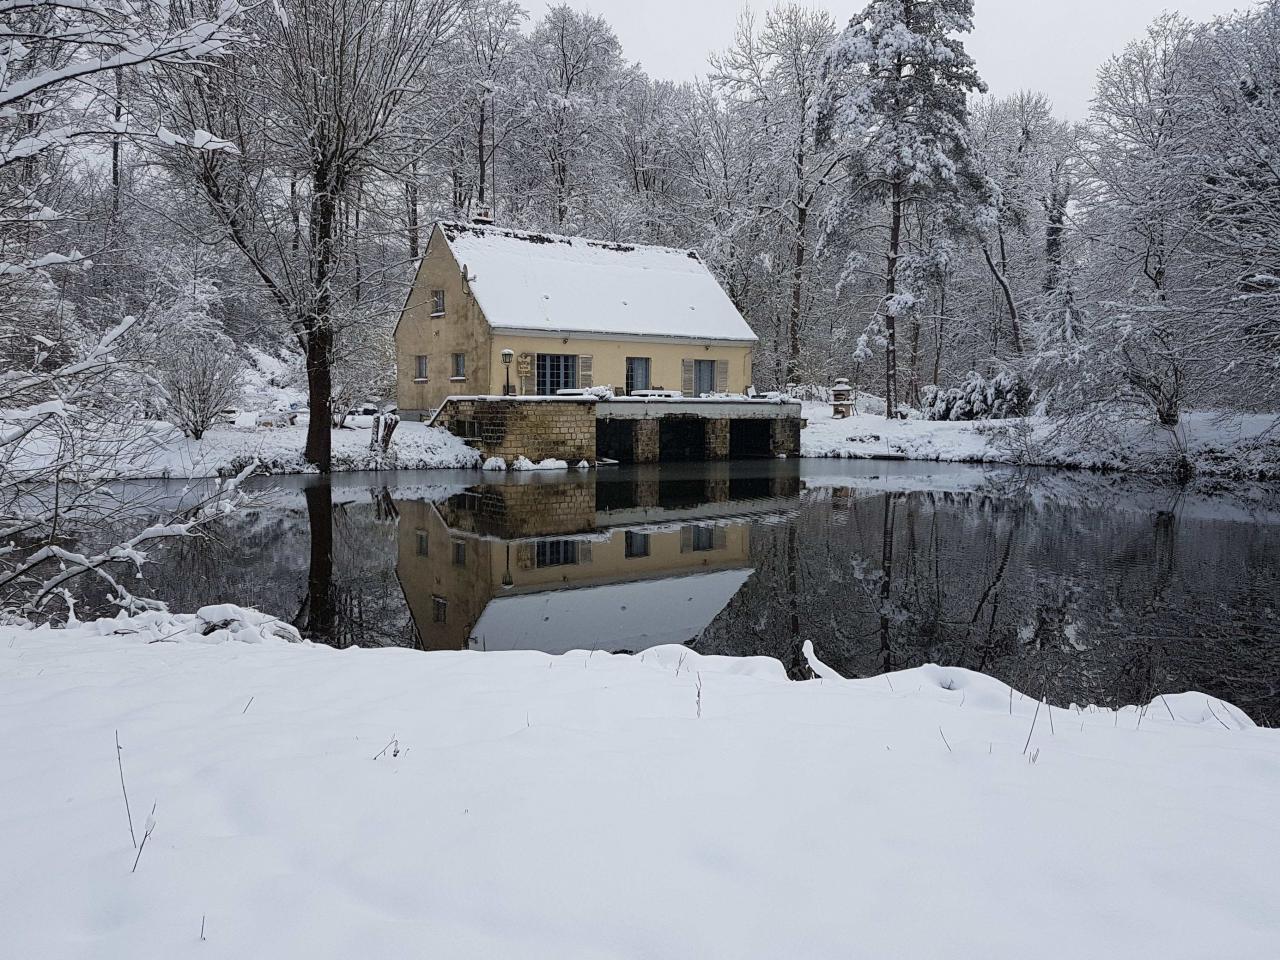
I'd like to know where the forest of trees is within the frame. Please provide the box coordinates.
[4,0,1280,474]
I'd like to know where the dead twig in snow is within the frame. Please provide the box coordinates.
[1161,695,1176,721]
[1022,698,1042,756]
[131,802,156,873]
[1205,698,1230,730]
[116,730,136,849]
[373,737,400,760]
[696,672,703,719]
[242,696,254,714]
[938,727,952,753]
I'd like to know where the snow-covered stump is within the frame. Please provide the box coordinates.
[368,412,401,457]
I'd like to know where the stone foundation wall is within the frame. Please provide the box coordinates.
[770,418,802,457]
[634,420,660,463]
[704,419,730,460]
[434,398,597,463]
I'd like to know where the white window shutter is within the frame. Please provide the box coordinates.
[578,355,593,388]
[715,359,729,393]
[681,359,694,395]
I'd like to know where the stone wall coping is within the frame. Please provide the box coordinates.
[431,394,802,425]
[596,399,803,420]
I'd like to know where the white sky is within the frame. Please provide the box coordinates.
[526,0,1248,118]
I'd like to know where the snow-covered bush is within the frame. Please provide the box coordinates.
[583,384,615,400]
[921,371,1032,421]
[157,341,245,440]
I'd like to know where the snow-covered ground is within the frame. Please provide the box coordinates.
[128,418,480,478]
[2,609,1277,959]
[801,402,1280,480]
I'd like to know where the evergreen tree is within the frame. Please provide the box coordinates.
[822,0,985,417]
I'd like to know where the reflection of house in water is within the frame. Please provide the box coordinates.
[395,465,800,653]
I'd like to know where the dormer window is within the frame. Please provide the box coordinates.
[431,289,445,316]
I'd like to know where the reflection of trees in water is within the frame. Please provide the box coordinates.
[698,486,1280,725]
[292,483,415,649]
[147,483,416,650]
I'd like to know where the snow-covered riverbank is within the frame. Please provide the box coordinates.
[2,608,1277,959]
[801,402,1280,480]
[130,418,480,478]
[94,404,1280,481]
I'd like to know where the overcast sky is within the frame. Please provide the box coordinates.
[526,0,1247,118]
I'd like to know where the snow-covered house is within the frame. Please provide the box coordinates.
[395,222,758,418]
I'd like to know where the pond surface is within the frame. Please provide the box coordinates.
[138,460,1280,724]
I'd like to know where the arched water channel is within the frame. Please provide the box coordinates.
[109,461,1280,724]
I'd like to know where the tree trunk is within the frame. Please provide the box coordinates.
[303,161,337,472]
[111,70,124,221]
[476,99,488,207]
[982,243,1023,356]
[787,201,808,384]
[406,161,419,261]
[883,180,903,417]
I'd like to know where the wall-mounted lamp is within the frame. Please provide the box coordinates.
[501,348,514,395]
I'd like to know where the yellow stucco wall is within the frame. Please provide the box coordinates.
[395,226,493,415]
[486,335,753,399]
[395,223,755,416]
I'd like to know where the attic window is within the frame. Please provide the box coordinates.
[431,289,445,316]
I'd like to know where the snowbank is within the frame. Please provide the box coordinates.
[2,613,1277,959]
[128,419,480,478]
[801,402,1280,480]
[510,455,569,471]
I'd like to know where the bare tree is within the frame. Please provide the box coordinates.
[150,0,462,472]
[157,341,244,440]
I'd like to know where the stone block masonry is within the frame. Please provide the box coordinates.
[704,419,730,460]
[434,398,597,464]
[770,418,802,458]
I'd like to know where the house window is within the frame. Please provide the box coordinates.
[431,289,445,316]
[415,530,429,557]
[451,352,466,380]
[535,353,578,395]
[432,596,447,623]
[415,355,429,381]
[624,531,650,558]
[535,539,579,568]
[452,539,467,567]
[694,359,716,396]
[625,357,651,395]
[688,526,716,552]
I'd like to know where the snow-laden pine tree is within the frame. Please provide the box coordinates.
[822,0,985,417]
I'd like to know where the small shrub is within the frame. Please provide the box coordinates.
[921,370,1033,421]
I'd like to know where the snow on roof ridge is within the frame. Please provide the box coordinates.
[438,220,703,262]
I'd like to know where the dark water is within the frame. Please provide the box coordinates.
[136,460,1280,724]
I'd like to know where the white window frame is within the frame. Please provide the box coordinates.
[414,355,429,382]
[431,289,445,317]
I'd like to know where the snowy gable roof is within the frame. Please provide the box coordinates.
[438,222,758,343]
